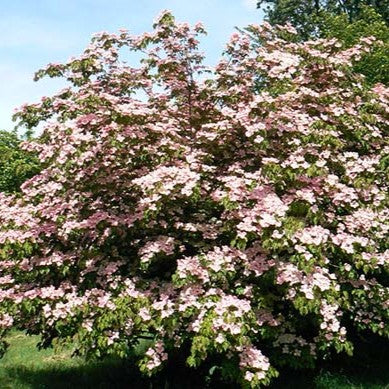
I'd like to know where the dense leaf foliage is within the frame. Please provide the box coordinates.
[320,6,389,85]
[0,131,40,194]
[0,12,388,387]
[256,3,389,85]
[257,0,389,38]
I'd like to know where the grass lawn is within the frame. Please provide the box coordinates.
[0,331,388,388]
[0,331,149,389]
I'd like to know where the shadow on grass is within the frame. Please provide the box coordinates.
[1,357,231,389]
[1,358,146,389]
[2,333,389,389]
[269,333,389,389]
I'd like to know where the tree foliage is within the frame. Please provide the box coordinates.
[257,0,389,38]
[0,130,40,194]
[256,2,389,85]
[320,6,389,85]
[0,12,388,387]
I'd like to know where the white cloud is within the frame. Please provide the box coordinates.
[242,0,258,10]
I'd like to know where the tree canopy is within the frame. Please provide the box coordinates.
[0,130,40,194]
[320,5,389,85]
[0,11,388,388]
[256,1,389,85]
[257,0,389,38]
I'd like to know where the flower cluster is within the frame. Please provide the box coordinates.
[239,346,271,383]
[141,341,168,373]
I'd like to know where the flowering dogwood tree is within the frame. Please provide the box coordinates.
[0,11,388,387]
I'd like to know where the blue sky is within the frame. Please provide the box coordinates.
[0,0,263,132]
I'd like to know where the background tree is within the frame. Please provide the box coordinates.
[0,130,40,194]
[257,0,389,37]
[257,1,389,85]
[257,0,322,38]
[320,5,389,85]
